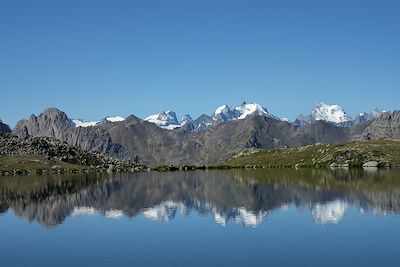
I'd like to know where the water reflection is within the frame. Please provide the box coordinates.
[1,168,400,228]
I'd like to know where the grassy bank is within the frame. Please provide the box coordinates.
[226,139,400,168]
[0,155,145,175]
[0,155,91,175]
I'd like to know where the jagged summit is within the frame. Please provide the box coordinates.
[211,102,273,123]
[144,110,181,130]
[312,102,352,124]
[142,102,278,131]
[234,102,270,120]
[294,102,353,127]
[10,105,400,166]
[354,108,387,124]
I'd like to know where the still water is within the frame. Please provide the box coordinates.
[1,169,400,267]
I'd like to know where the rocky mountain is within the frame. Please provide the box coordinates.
[212,104,237,122]
[0,119,11,133]
[0,133,145,172]
[180,114,195,132]
[192,114,214,132]
[312,102,353,125]
[211,102,276,123]
[9,105,399,166]
[144,110,181,130]
[143,102,279,132]
[294,102,353,127]
[353,108,386,125]
[293,113,314,127]
[360,111,400,140]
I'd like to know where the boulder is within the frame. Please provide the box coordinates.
[363,161,379,168]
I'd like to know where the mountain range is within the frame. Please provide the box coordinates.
[1,102,399,166]
[65,101,386,132]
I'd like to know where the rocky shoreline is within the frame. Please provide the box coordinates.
[2,133,400,176]
[0,133,147,175]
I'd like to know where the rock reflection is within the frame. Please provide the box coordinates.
[0,168,400,227]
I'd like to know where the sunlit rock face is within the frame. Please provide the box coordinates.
[312,200,349,224]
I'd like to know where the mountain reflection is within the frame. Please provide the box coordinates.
[1,168,400,228]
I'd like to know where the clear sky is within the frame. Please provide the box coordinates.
[1,0,399,127]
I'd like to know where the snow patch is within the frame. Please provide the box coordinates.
[105,116,125,122]
[72,119,100,128]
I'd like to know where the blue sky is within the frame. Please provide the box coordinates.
[1,0,399,127]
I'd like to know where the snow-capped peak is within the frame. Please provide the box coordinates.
[234,102,269,119]
[211,102,275,123]
[145,102,279,130]
[145,110,181,130]
[311,102,352,124]
[214,104,231,115]
[212,104,236,122]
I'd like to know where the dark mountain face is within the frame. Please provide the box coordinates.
[0,119,11,134]
[361,111,400,140]
[192,114,215,132]
[11,107,396,166]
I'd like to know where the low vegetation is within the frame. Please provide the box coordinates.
[0,155,87,175]
[226,139,400,168]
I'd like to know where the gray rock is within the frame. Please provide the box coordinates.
[0,133,146,171]
[0,119,11,134]
[363,161,379,168]
[361,111,400,140]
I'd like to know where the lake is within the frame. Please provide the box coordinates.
[1,168,400,267]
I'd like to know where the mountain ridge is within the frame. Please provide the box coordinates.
[8,107,383,166]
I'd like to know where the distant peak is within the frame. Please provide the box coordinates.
[180,114,193,124]
[144,110,180,129]
[234,102,269,120]
[213,104,231,115]
[311,102,352,124]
